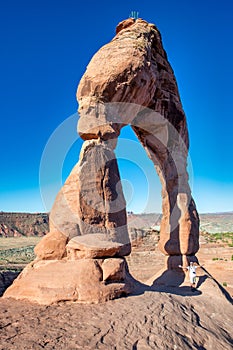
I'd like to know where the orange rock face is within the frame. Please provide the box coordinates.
[3,259,133,304]
[47,139,130,253]
[77,18,199,259]
[34,228,68,260]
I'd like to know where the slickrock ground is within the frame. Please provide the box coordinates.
[1,238,232,350]
[0,278,232,350]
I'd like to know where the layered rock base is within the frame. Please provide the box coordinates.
[3,235,133,304]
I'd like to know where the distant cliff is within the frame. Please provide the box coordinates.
[0,211,232,237]
[0,212,49,237]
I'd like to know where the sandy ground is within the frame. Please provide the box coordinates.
[197,244,233,296]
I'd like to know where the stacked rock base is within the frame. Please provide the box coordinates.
[3,235,134,305]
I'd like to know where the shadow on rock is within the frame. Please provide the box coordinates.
[196,274,208,289]
[0,270,21,296]
[129,270,203,297]
[150,269,202,296]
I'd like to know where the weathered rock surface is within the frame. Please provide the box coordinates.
[1,230,232,348]
[66,234,130,259]
[1,273,232,350]
[36,139,131,262]
[50,140,129,246]
[3,258,133,305]
[4,146,132,304]
[34,229,68,260]
[77,18,200,261]
[102,258,126,282]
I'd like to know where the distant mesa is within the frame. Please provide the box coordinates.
[1,211,231,237]
[0,212,48,238]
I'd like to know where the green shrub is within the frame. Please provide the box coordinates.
[212,232,233,240]
[223,282,227,287]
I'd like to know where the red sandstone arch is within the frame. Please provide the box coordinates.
[76,18,199,266]
[34,18,199,267]
[3,18,200,305]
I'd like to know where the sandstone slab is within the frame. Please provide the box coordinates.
[66,234,130,259]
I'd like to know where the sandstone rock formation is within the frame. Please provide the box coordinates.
[35,139,131,261]
[3,17,200,304]
[4,139,133,304]
[4,256,132,305]
[77,18,200,268]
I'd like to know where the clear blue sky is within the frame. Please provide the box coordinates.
[0,0,232,214]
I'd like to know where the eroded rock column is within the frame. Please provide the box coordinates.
[4,121,133,304]
[132,114,199,268]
